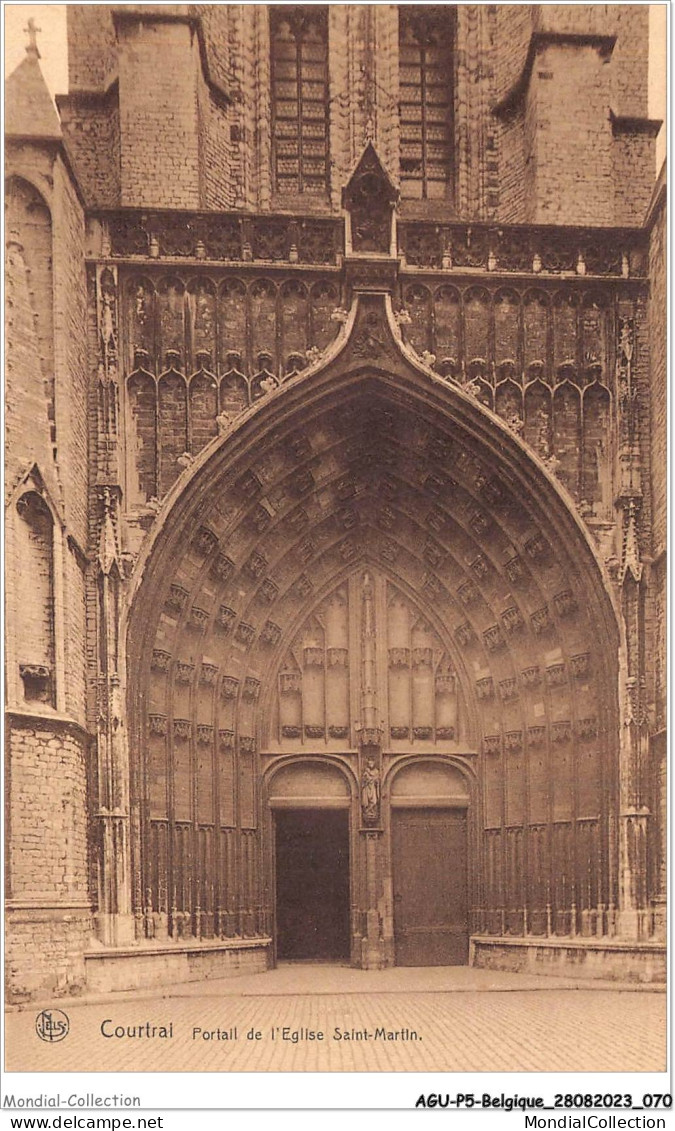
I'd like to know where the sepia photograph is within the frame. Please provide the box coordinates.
[3,0,668,1090]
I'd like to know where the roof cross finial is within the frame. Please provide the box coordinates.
[24,17,41,59]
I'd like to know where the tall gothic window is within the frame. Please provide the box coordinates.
[399,6,455,200]
[270,6,329,197]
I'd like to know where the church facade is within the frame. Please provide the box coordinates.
[4,4,666,1000]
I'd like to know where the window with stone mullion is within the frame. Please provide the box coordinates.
[399,7,454,201]
[271,7,329,196]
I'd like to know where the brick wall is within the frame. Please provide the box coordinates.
[528,43,614,225]
[67,5,117,92]
[613,131,658,227]
[118,19,201,208]
[5,721,92,999]
[610,5,650,118]
[59,93,121,208]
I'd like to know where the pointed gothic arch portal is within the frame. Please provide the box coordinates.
[125,291,621,969]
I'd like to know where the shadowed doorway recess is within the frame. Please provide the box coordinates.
[275,809,350,960]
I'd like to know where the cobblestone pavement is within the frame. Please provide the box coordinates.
[6,965,666,1073]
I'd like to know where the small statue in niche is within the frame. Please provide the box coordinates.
[361,757,381,825]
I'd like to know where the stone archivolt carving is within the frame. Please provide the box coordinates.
[476,676,495,701]
[217,606,237,632]
[246,551,267,579]
[189,606,209,630]
[259,578,279,603]
[577,717,599,740]
[504,555,524,584]
[504,729,523,752]
[193,526,218,557]
[545,662,567,688]
[235,622,256,648]
[261,621,282,646]
[220,675,240,700]
[499,678,519,702]
[243,677,261,701]
[175,661,195,684]
[151,649,171,673]
[458,580,479,607]
[501,606,524,634]
[199,663,219,685]
[553,589,578,618]
[571,652,591,679]
[455,622,476,648]
[173,718,191,741]
[483,624,505,653]
[149,713,168,737]
[212,554,235,582]
[551,719,572,743]
[470,554,489,580]
[166,584,189,613]
[521,665,541,688]
[530,606,551,635]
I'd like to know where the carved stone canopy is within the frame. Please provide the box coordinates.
[343,143,399,256]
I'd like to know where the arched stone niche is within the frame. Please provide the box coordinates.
[267,759,352,808]
[389,759,470,808]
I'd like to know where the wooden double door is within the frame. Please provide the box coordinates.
[392,807,469,966]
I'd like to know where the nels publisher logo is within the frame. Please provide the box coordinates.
[36,1009,70,1043]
